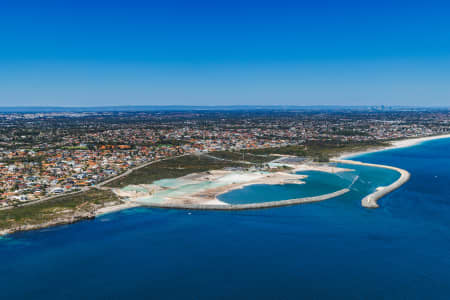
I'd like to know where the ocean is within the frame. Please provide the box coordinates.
[1,138,449,299]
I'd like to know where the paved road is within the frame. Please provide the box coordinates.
[1,154,189,211]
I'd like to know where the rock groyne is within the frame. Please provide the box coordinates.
[137,188,350,210]
[332,159,410,208]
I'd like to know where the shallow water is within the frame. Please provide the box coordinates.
[136,171,272,204]
[1,138,449,299]
[219,164,400,204]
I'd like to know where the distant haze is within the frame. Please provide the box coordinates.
[0,106,448,114]
[1,1,450,107]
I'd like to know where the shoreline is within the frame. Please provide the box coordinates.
[0,211,96,237]
[2,134,447,236]
[95,201,141,216]
[192,171,307,205]
[136,188,350,211]
[119,170,308,207]
[332,133,449,207]
[332,159,411,208]
[98,134,449,212]
[0,200,142,237]
[337,133,450,159]
[120,164,355,210]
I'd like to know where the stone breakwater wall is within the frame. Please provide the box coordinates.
[137,188,350,211]
[332,159,410,208]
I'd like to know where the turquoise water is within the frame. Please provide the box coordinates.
[1,138,449,299]
[219,171,349,204]
[219,165,400,204]
[121,185,149,193]
[138,172,276,204]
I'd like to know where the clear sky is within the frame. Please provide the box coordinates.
[1,0,450,107]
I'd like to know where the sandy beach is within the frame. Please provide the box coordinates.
[95,201,141,216]
[87,134,450,212]
[337,133,450,159]
[94,134,450,212]
[3,134,444,237]
[330,134,449,207]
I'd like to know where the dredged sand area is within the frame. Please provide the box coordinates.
[136,188,351,210]
[2,135,446,236]
[113,162,354,210]
[115,170,308,207]
[113,134,449,211]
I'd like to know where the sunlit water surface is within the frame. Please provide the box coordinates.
[1,138,449,299]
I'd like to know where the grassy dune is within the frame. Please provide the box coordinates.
[0,189,119,231]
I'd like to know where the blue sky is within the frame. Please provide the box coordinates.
[1,0,450,106]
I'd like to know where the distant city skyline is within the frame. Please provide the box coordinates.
[1,1,450,106]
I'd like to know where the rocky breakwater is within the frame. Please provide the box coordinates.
[332,159,411,208]
[137,188,350,210]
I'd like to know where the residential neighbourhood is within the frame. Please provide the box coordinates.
[1,109,448,207]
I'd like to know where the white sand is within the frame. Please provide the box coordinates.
[290,164,353,173]
[116,170,307,206]
[95,201,141,216]
[337,134,450,159]
[202,199,229,206]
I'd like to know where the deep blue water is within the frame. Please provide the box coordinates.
[1,139,449,299]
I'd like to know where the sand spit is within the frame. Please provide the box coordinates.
[332,159,410,208]
[137,188,350,211]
